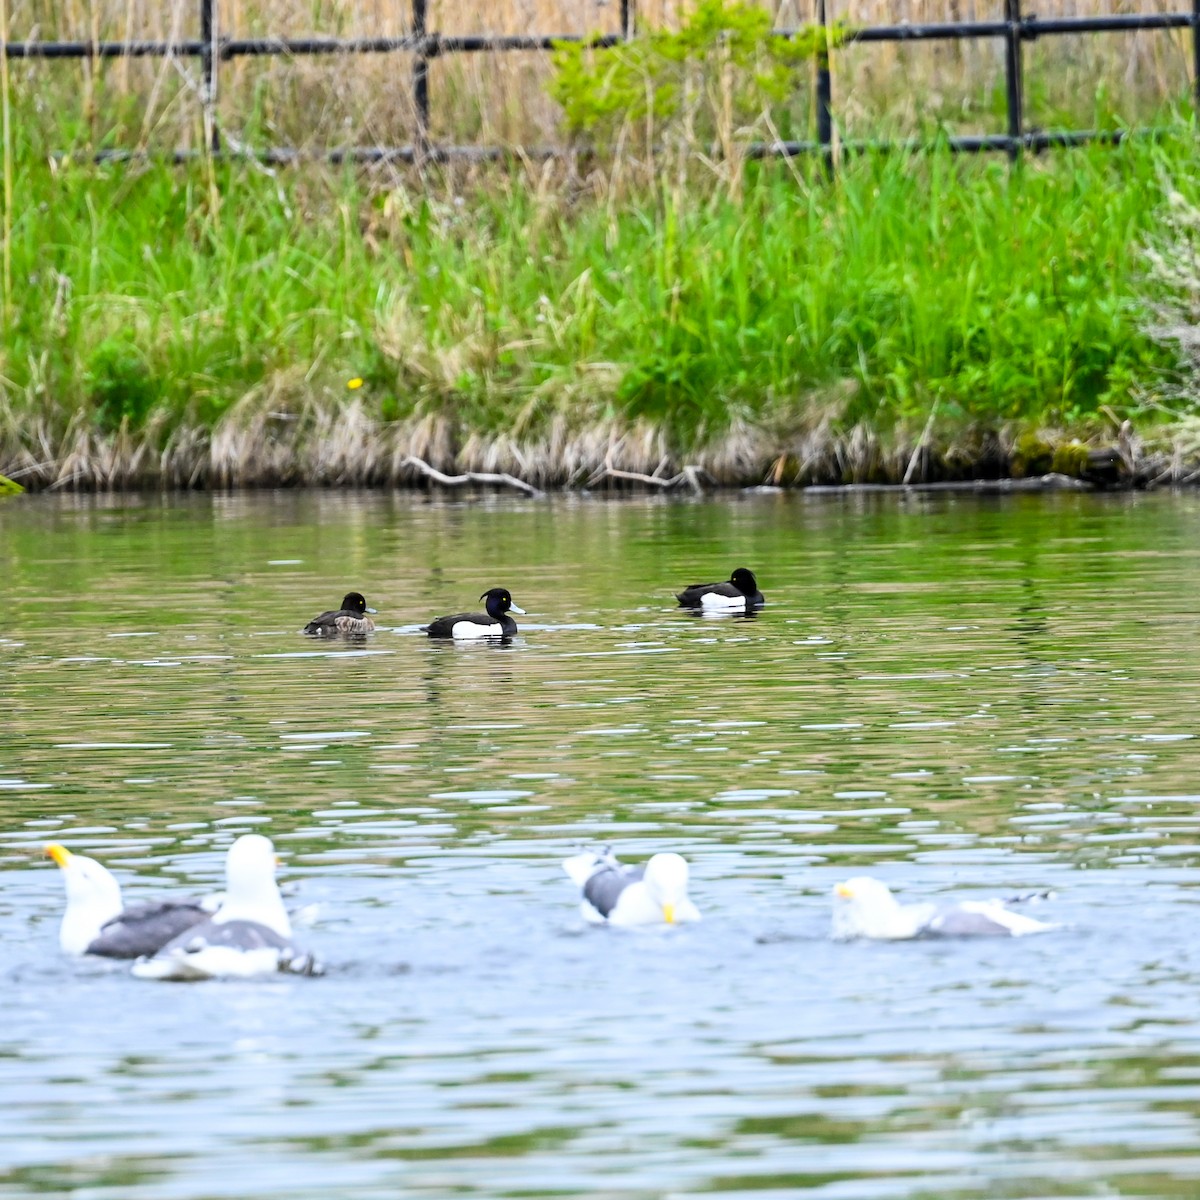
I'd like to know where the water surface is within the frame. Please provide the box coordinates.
[3,489,1200,1198]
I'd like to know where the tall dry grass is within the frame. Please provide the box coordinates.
[7,0,1194,152]
[0,389,1177,492]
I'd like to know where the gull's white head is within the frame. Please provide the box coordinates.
[46,843,124,954]
[216,833,290,937]
[644,852,691,925]
[831,875,904,940]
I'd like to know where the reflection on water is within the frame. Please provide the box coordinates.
[4,490,1200,1197]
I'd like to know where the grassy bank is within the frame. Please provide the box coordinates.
[4,114,1200,488]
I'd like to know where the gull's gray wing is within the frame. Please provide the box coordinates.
[582,864,645,918]
[87,899,211,959]
[137,918,323,978]
[156,918,293,956]
[923,904,1020,937]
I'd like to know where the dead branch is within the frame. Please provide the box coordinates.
[586,465,712,494]
[399,454,544,497]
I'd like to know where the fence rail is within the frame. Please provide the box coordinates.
[4,1,1198,165]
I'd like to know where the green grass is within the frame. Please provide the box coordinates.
[1,112,1197,483]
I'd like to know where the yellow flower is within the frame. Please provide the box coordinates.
[347,377,364,390]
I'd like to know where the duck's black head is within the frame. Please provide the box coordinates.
[341,592,369,615]
[730,568,758,595]
[481,588,512,616]
[480,587,525,618]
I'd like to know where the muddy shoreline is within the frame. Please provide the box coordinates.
[0,411,1186,495]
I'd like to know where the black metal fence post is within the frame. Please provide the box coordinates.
[620,0,635,41]
[816,0,833,174]
[199,0,219,151]
[1192,0,1200,108]
[413,0,430,161]
[1003,0,1024,160]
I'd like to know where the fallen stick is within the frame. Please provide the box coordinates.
[399,455,544,498]
[587,464,711,495]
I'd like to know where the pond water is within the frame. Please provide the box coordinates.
[3,488,1200,1199]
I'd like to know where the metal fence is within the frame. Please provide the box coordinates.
[4,0,1198,164]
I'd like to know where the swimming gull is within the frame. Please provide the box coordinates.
[132,834,320,980]
[563,848,700,926]
[831,875,1055,941]
[46,842,216,958]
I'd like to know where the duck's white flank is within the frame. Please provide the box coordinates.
[450,619,504,639]
[699,591,748,611]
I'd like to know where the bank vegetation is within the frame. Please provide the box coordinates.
[3,0,1200,491]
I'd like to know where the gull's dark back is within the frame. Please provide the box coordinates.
[88,898,212,959]
[582,862,645,918]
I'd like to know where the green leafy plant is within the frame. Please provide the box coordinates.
[550,0,849,152]
[86,337,160,433]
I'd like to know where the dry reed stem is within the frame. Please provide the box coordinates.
[0,392,1193,491]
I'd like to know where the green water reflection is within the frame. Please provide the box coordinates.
[3,489,1200,1200]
